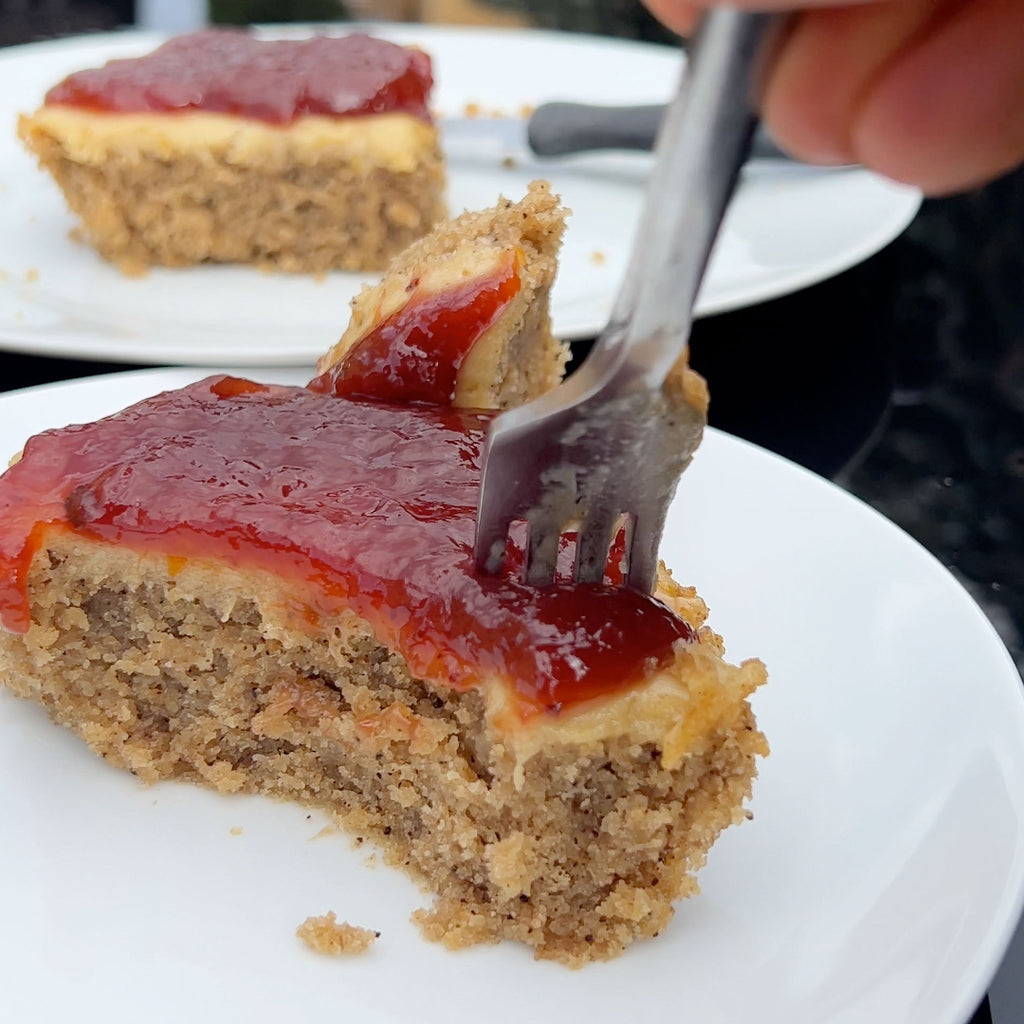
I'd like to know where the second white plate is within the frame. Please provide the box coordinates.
[0,26,922,366]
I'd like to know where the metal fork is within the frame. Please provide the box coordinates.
[474,10,775,592]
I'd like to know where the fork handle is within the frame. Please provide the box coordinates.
[602,10,778,387]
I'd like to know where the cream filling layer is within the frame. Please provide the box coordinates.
[28,533,763,780]
[165,547,762,773]
[488,642,767,782]
[20,106,438,174]
[173,545,761,775]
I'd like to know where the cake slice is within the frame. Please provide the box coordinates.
[18,30,447,274]
[0,189,767,966]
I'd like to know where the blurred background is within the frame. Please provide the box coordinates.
[0,0,678,41]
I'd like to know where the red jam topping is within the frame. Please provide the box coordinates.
[309,255,521,404]
[0,379,694,720]
[44,30,433,124]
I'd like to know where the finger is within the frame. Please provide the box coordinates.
[642,0,702,35]
[762,0,948,166]
[854,0,1024,193]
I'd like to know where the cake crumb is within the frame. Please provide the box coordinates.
[463,101,482,118]
[297,912,379,956]
[590,250,606,266]
[24,268,38,283]
[229,825,243,836]
[501,155,517,169]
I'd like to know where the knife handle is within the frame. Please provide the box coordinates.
[528,100,792,162]
[528,102,664,155]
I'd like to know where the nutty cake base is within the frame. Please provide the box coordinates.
[19,116,447,274]
[0,534,766,966]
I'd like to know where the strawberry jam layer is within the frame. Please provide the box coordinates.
[44,31,433,124]
[309,255,521,404]
[0,377,694,720]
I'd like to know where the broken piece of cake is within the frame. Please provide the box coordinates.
[18,30,447,273]
[0,186,767,966]
[297,913,379,956]
[313,180,569,408]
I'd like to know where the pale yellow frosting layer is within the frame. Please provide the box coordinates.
[483,573,767,776]
[21,106,438,174]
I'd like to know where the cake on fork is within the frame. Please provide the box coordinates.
[312,179,569,407]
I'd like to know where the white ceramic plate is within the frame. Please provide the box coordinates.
[0,26,922,366]
[1,367,1022,1024]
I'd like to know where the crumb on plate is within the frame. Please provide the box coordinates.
[297,912,379,956]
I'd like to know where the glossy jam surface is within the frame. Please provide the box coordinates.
[0,379,694,719]
[44,31,433,124]
[309,256,521,404]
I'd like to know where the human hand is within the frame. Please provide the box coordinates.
[644,0,1024,195]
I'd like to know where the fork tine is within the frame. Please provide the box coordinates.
[474,481,514,576]
[574,507,620,584]
[525,515,560,586]
[624,506,667,593]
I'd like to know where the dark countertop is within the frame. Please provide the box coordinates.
[1,12,1022,1024]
